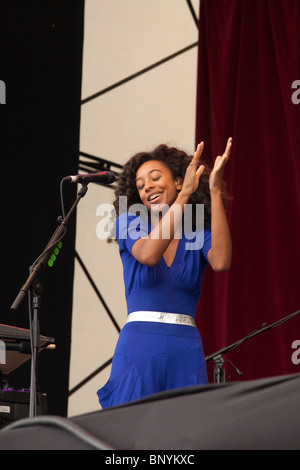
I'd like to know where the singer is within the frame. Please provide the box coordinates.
[97,139,232,408]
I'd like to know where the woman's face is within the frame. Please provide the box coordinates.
[135,160,182,212]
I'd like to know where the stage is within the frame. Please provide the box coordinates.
[0,372,299,450]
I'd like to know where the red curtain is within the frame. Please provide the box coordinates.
[196,0,300,383]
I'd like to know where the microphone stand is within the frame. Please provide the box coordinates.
[205,309,300,384]
[10,183,88,417]
[29,276,42,417]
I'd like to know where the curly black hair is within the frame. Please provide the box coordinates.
[108,144,228,241]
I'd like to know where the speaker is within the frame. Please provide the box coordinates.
[0,389,47,429]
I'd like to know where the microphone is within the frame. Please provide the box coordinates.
[64,171,116,185]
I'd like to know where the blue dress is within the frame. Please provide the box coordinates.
[97,212,211,408]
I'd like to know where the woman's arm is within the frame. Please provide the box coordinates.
[132,138,233,269]
[207,138,232,271]
[132,143,206,266]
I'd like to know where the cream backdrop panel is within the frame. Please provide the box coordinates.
[68,0,200,417]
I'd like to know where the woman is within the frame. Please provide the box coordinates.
[97,138,232,408]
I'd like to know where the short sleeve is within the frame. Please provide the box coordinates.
[116,212,150,253]
[201,229,211,261]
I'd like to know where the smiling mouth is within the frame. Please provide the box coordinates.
[148,193,163,202]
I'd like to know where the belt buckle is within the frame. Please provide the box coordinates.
[159,312,165,322]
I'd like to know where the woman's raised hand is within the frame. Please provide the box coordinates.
[180,137,232,199]
[209,137,232,192]
[181,142,206,197]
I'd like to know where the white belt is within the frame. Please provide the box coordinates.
[126,311,196,327]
